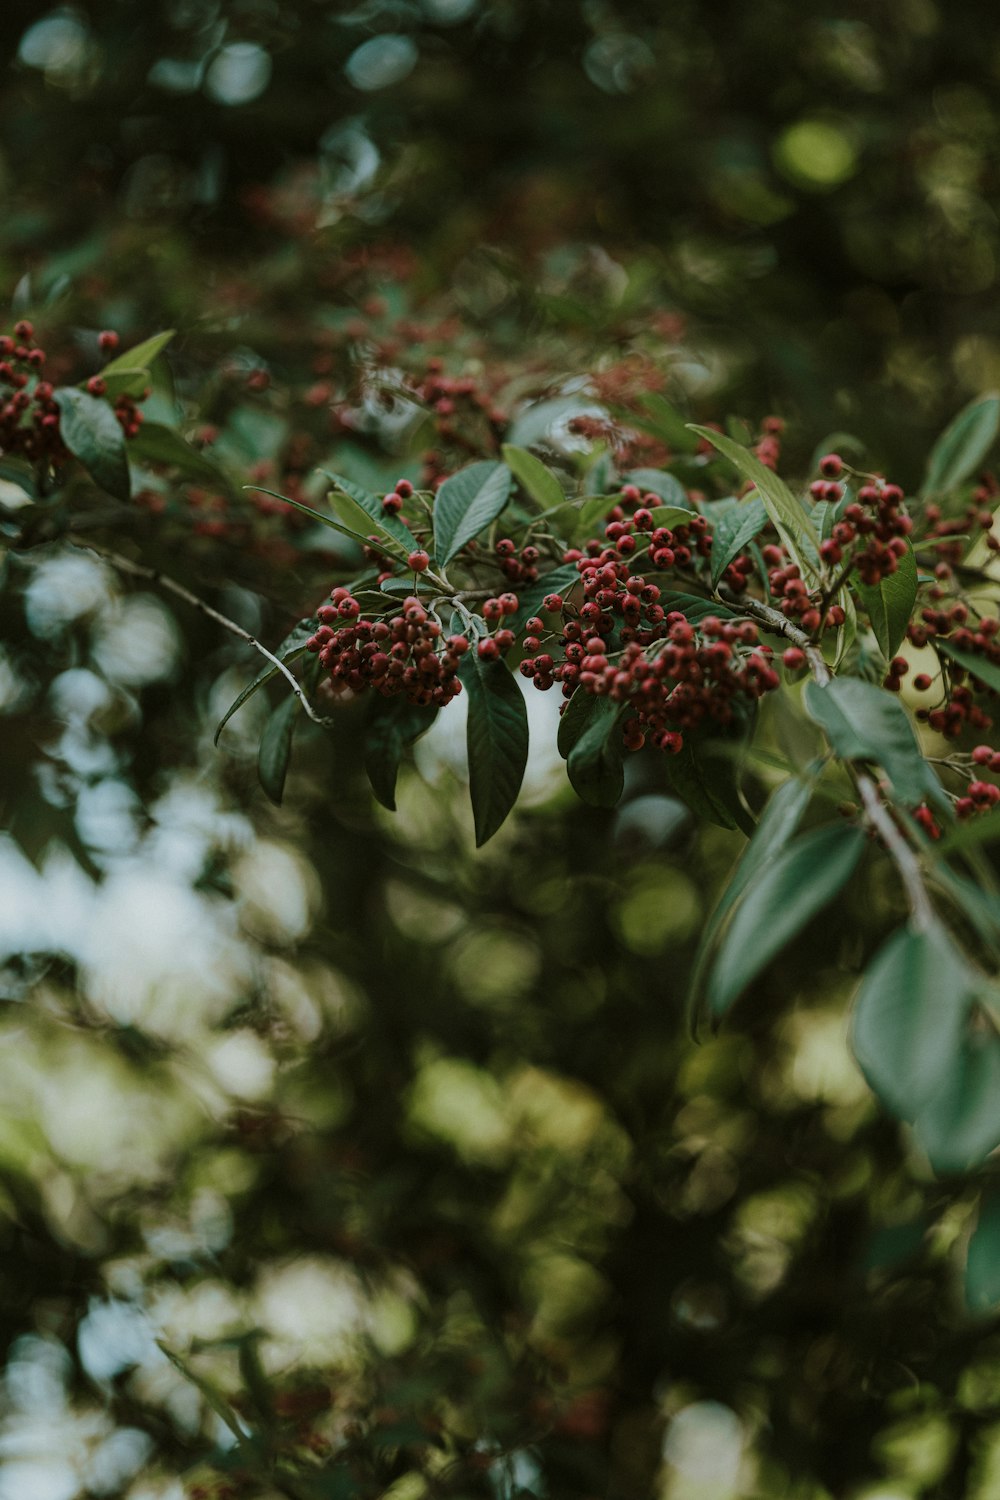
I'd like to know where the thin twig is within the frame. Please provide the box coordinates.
[856,774,937,930]
[722,588,940,928]
[67,536,335,728]
[721,591,831,684]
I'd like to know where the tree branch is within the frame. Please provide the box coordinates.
[722,588,937,929]
[67,536,336,729]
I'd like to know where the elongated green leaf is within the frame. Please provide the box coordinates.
[936,637,1000,698]
[557,685,605,759]
[852,923,973,1121]
[247,486,366,547]
[214,620,315,745]
[667,727,755,835]
[129,421,233,492]
[258,693,300,805]
[460,652,529,846]
[566,699,626,807]
[320,469,417,555]
[657,592,736,624]
[687,774,816,1026]
[625,468,691,506]
[966,1189,1000,1311]
[634,396,699,452]
[707,823,865,1017]
[710,496,768,588]
[923,392,1000,496]
[915,1030,1000,1174]
[501,444,565,510]
[803,677,945,810]
[433,461,512,565]
[937,805,1000,857]
[364,695,438,811]
[688,425,819,573]
[855,542,918,660]
[102,330,175,378]
[53,387,130,499]
[646,505,699,533]
[100,369,148,400]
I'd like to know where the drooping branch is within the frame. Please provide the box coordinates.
[67,536,336,729]
[722,587,937,930]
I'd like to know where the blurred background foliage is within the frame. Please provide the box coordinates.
[3,2,1000,1498]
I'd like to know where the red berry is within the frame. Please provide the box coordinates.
[408,550,430,572]
[782,647,806,670]
[98,330,120,353]
[382,492,403,514]
[478,638,499,660]
[819,453,843,479]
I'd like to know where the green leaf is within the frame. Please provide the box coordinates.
[666,726,755,834]
[936,637,1000,698]
[557,685,604,759]
[501,444,566,510]
[364,695,439,811]
[803,677,945,810]
[53,387,130,499]
[433,461,512,565]
[625,468,691,506]
[101,330,175,378]
[247,486,367,548]
[646,505,700,533]
[688,425,820,574]
[129,421,234,492]
[923,392,1000,496]
[510,564,580,632]
[258,694,300,805]
[687,774,816,1026]
[100,369,149,400]
[706,823,866,1017]
[566,698,626,807]
[633,396,699,453]
[657,592,737,624]
[320,469,417,556]
[214,620,315,745]
[460,651,529,846]
[709,496,768,588]
[852,924,973,1121]
[966,1189,1000,1312]
[543,493,616,543]
[937,805,1000,857]
[855,541,918,660]
[915,1030,1000,1174]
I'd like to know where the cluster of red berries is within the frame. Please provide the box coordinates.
[811,471,913,586]
[0,321,67,471]
[572,614,779,753]
[493,535,542,585]
[306,590,468,707]
[953,747,1000,819]
[416,360,505,465]
[923,480,1000,564]
[906,603,999,736]
[763,548,845,635]
[0,322,146,477]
